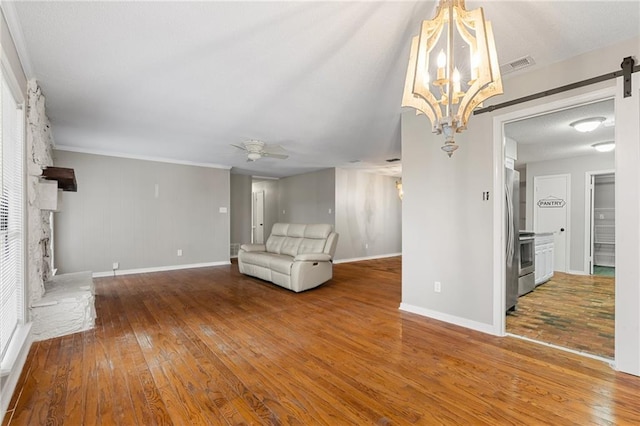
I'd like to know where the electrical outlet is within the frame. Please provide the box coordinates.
[112,262,119,270]
[365,243,368,249]
[177,249,183,256]
[328,208,332,214]
[434,281,441,293]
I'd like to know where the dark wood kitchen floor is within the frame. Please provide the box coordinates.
[507,272,615,359]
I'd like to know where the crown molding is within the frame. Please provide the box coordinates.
[55,145,232,170]
[0,1,34,78]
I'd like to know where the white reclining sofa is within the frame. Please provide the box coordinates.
[238,223,339,292]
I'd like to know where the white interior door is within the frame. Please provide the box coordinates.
[252,191,265,244]
[534,174,570,272]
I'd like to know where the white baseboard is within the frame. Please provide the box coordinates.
[92,261,231,278]
[568,269,589,276]
[1,323,32,421]
[399,303,499,336]
[333,252,401,264]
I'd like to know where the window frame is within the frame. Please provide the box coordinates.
[0,52,27,365]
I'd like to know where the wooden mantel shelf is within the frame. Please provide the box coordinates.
[42,167,77,192]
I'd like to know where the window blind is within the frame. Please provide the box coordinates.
[0,68,24,360]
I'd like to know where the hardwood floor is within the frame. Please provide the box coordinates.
[506,272,614,359]
[4,257,640,425]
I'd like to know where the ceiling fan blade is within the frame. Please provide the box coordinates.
[231,143,248,151]
[263,152,289,160]
[264,144,287,154]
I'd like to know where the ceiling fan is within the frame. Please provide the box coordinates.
[231,140,289,162]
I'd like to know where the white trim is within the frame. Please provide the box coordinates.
[0,51,25,104]
[0,323,32,420]
[492,86,617,338]
[333,252,401,264]
[507,333,614,366]
[568,269,589,276]
[55,145,232,170]
[92,261,231,278]
[493,117,506,336]
[251,175,280,181]
[399,303,498,336]
[0,1,34,78]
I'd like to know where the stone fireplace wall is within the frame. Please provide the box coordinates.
[25,79,54,307]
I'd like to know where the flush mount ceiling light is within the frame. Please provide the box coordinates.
[592,141,615,152]
[570,117,605,132]
[402,0,503,157]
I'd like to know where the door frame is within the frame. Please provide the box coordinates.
[492,86,616,337]
[251,190,265,244]
[532,173,571,273]
[584,169,615,275]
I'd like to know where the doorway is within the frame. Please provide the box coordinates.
[252,190,265,244]
[500,94,616,360]
[587,172,616,277]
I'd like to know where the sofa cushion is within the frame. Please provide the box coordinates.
[240,251,294,275]
[298,238,327,255]
[271,223,290,236]
[287,224,307,237]
[269,255,295,275]
[240,251,280,268]
[266,223,333,256]
[294,253,332,262]
[304,224,332,239]
[280,237,302,257]
[266,235,285,254]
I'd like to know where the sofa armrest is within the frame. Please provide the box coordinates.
[294,253,332,262]
[240,244,266,252]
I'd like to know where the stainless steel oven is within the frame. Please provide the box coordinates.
[518,232,535,295]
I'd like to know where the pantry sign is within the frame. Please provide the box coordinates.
[537,196,566,208]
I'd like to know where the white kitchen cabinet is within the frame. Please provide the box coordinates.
[535,233,554,286]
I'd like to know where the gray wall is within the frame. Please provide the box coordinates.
[252,179,279,240]
[230,174,252,247]
[334,168,402,261]
[277,169,335,225]
[54,151,230,274]
[402,111,495,324]
[525,153,614,273]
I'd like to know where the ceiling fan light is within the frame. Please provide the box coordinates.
[570,117,605,132]
[592,141,615,152]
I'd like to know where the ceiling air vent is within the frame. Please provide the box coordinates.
[386,158,401,163]
[500,55,536,75]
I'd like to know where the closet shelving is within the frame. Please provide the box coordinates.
[594,207,615,267]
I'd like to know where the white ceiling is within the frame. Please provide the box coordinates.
[506,98,615,166]
[3,1,639,178]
